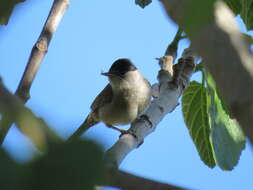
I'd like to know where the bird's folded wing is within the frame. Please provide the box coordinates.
[91,84,113,111]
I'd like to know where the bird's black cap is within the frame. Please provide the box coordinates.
[109,59,137,76]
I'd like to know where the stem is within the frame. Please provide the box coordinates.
[165,28,183,59]
[0,0,70,145]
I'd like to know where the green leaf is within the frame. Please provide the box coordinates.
[224,0,241,14]
[224,0,253,31]
[183,75,246,170]
[21,139,105,190]
[135,0,152,8]
[240,0,253,31]
[182,81,216,168]
[0,148,20,189]
[206,74,246,170]
[183,0,215,35]
[195,62,204,72]
[242,33,253,45]
[0,0,26,25]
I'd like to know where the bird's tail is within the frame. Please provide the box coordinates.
[67,114,98,141]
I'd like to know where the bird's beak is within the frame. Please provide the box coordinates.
[101,72,113,77]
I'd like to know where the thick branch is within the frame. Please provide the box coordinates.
[0,79,61,151]
[105,42,195,168]
[104,169,186,190]
[0,79,185,190]
[0,0,69,144]
[160,0,253,145]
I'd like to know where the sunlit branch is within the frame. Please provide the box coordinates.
[0,0,70,144]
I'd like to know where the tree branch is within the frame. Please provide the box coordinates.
[104,31,195,168]
[160,0,253,145]
[0,79,61,151]
[0,77,186,189]
[0,77,185,189]
[164,28,183,59]
[104,169,186,190]
[0,0,70,145]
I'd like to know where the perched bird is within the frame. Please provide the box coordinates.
[68,58,151,140]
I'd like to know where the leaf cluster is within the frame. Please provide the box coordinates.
[182,68,246,170]
[0,139,105,190]
[224,0,253,31]
[135,0,253,32]
[0,0,25,25]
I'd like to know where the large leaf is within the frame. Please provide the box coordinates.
[183,0,215,35]
[240,0,253,31]
[0,0,26,25]
[0,149,20,189]
[224,0,241,14]
[206,74,246,170]
[225,0,253,31]
[182,81,215,167]
[135,0,152,8]
[20,139,105,190]
[183,0,253,32]
[243,33,253,44]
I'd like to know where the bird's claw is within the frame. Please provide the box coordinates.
[106,124,143,146]
[106,124,128,134]
[119,129,137,139]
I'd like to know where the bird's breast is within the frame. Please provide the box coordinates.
[98,90,139,125]
[98,78,151,126]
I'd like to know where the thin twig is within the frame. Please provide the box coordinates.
[165,28,183,59]
[0,0,70,145]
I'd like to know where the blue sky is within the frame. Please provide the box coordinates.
[1,0,253,189]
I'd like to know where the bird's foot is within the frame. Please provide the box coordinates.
[106,124,136,137]
[119,129,137,138]
[106,124,128,134]
[119,129,143,147]
[106,124,143,147]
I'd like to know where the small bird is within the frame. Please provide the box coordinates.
[68,58,151,140]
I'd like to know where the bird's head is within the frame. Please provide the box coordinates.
[101,59,140,89]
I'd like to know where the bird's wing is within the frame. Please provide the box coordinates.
[91,84,113,111]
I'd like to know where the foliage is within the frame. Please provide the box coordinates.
[0,2,251,190]
[0,140,105,190]
[182,81,216,167]
[183,0,215,35]
[206,74,246,170]
[182,71,246,170]
[243,33,253,45]
[0,149,20,189]
[225,0,253,31]
[134,0,253,31]
[0,0,26,25]
[1,0,253,31]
